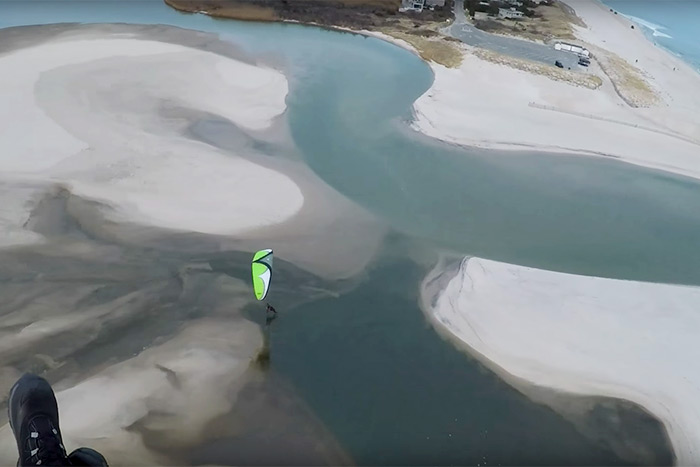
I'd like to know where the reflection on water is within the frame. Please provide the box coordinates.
[187,372,353,466]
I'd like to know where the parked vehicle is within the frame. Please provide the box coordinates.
[555,60,564,68]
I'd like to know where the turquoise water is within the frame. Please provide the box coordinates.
[602,0,700,71]
[2,1,698,463]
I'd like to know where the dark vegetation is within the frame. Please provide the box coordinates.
[464,0,544,19]
[166,0,452,29]
[466,0,579,41]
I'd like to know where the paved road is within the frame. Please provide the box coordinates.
[448,0,581,70]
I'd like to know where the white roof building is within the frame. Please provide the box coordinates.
[498,7,524,19]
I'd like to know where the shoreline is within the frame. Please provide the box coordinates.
[330,25,421,57]
[163,0,462,66]
[410,56,700,181]
[409,0,700,182]
[402,3,699,462]
[599,2,700,78]
[410,103,700,182]
[257,11,699,182]
[420,257,689,464]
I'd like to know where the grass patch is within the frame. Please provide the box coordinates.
[383,30,463,67]
[473,0,581,42]
[164,0,450,29]
[208,4,279,21]
[163,0,459,66]
[335,0,401,7]
[593,48,658,107]
[472,47,603,89]
[165,0,279,21]
[405,28,440,37]
[588,74,604,88]
[537,0,582,39]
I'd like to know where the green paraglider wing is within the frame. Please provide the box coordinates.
[252,249,273,301]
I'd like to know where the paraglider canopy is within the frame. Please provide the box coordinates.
[252,249,273,301]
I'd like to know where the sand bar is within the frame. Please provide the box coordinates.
[426,257,700,464]
[0,32,300,241]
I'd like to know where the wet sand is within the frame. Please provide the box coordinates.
[0,23,384,464]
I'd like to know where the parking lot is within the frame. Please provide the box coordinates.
[448,0,583,70]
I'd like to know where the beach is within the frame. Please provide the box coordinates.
[412,0,700,180]
[424,257,700,464]
[414,1,700,463]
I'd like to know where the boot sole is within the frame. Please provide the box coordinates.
[7,378,20,432]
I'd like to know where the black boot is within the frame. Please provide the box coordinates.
[8,373,69,466]
[67,448,107,467]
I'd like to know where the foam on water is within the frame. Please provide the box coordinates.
[603,0,700,71]
[623,14,673,39]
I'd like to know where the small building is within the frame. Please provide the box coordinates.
[502,0,523,6]
[498,7,524,19]
[426,0,445,7]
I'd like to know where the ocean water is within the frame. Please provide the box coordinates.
[602,0,700,71]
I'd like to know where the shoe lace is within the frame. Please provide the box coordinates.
[26,417,69,466]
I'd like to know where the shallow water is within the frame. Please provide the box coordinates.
[0,0,695,464]
[268,256,672,465]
